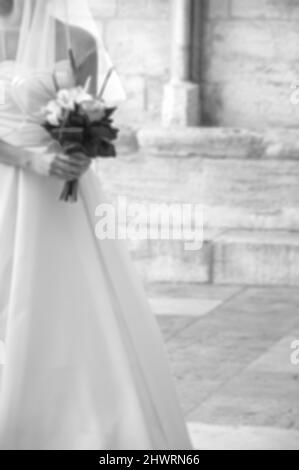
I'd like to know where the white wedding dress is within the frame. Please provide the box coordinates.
[0,56,191,450]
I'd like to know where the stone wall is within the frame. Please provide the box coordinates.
[90,0,299,130]
[202,0,299,129]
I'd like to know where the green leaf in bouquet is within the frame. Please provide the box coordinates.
[84,138,117,158]
[104,107,117,119]
[88,123,118,142]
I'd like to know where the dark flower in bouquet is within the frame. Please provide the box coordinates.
[42,83,119,202]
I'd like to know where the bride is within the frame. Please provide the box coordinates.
[0,0,191,450]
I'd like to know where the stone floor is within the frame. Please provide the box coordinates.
[146,283,299,450]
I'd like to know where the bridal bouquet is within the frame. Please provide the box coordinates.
[41,84,118,202]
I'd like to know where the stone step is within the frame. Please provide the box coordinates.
[213,230,299,285]
[202,158,299,231]
[136,126,299,231]
[137,126,299,160]
[99,127,299,285]
[128,230,299,286]
[138,126,266,159]
[99,148,299,232]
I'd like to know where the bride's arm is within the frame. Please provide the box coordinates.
[0,139,90,180]
[0,139,35,170]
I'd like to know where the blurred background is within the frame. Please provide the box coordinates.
[95,0,299,450]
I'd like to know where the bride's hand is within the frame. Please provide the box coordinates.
[29,148,91,180]
[49,150,91,181]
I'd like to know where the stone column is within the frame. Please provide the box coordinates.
[162,0,201,127]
